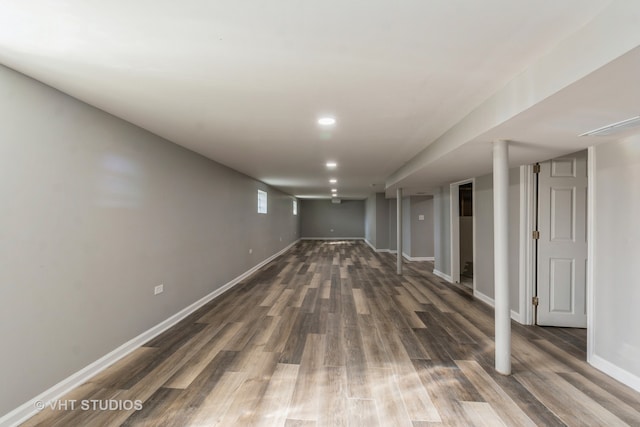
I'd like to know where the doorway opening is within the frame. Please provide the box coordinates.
[450,179,475,290]
[459,183,474,287]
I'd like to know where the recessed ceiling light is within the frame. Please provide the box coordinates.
[331,188,338,192]
[318,117,336,126]
[329,179,337,184]
[326,162,337,168]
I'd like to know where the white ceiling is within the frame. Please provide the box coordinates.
[1,0,634,199]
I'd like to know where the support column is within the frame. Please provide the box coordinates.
[493,140,511,375]
[397,187,403,275]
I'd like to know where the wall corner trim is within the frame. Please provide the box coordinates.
[364,239,376,251]
[433,269,453,283]
[359,239,394,253]
[0,240,300,427]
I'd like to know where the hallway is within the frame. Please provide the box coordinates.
[23,241,640,426]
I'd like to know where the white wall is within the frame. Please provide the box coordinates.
[0,65,300,417]
[591,137,640,388]
[365,194,377,247]
[434,186,451,276]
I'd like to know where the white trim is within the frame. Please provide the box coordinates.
[519,165,535,325]
[433,269,453,283]
[300,237,364,240]
[401,252,434,262]
[364,239,376,251]
[472,181,477,295]
[450,182,460,283]
[586,146,596,366]
[473,290,523,324]
[364,239,394,254]
[590,354,640,393]
[0,240,299,427]
[474,290,497,308]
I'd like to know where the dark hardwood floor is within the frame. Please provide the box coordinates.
[23,240,640,426]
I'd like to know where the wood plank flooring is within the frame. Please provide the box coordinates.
[22,240,640,426]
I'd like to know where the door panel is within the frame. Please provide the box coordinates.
[549,258,573,313]
[537,150,587,327]
[550,187,575,241]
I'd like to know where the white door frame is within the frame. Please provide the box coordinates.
[586,146,595,361]
[449,178,476,291]
[519,165,536,325]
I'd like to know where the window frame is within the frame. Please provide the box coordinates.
[257,190,268,214]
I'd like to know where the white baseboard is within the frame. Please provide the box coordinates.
[364,239,376,251]
[589,354,640,393]
[433,269,453,283]
[361,240,398,254]
[401,252,434,262]
[0,240,299,427]
[473,290,522,324]
[300,237,364,240]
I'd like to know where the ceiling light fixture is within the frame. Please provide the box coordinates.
[331,188,338,192]
[580,115,640,137]
[318,117,336,126]
[326,162,337,168]
[329,179,337,184]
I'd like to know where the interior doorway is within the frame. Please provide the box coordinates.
[459,183,474,287]
[450,179,475,289]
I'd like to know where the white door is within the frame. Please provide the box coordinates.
[537,150,587,327]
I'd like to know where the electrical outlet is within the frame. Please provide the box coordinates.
[154,284,164,295]
[249,248,253,254]
[280,236,282,241]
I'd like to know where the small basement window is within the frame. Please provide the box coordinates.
[293,200,298,215]
[258,190,267,214]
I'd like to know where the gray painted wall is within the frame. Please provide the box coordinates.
[388,198,397,251]
[402,197,412,256]
[375,193,389,250]
[409,196,434,258]
[0,65,300,416]
[473,168,521,312]
[593,137,640,381]
[434,186,451,275]
[433,172,519,313]
[300,200,365,238]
